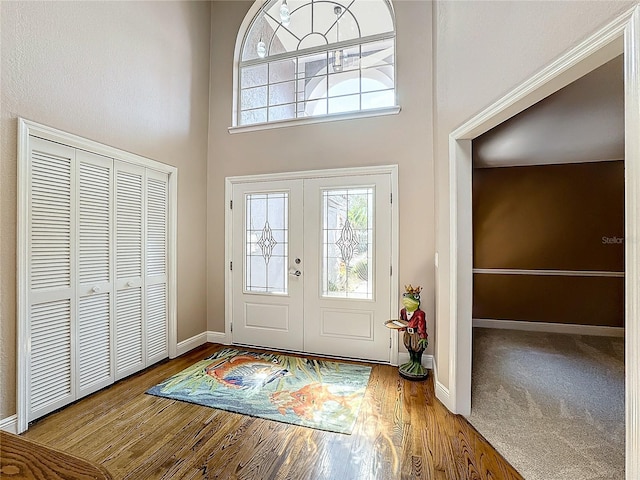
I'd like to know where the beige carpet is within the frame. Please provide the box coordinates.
[468,328,624,480]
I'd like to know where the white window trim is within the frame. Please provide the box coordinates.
[229,105,400,134]
[230,0,400,132]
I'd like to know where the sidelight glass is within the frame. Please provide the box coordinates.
[322,187,373,299]
[245,192,288,294]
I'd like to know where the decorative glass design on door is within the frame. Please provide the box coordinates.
[322,188,373,299]
[245,192,288,294]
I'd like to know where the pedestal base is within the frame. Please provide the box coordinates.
[399,361,428,381]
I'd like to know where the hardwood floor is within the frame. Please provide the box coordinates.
[0,430,113,479]
[23,344,522,480]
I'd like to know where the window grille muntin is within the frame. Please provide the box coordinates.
[322,187,374,299]
[238,0,396,126]
[244,192,289,294]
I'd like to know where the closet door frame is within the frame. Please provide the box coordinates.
[16,118,178,434]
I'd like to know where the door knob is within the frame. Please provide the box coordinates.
[289,269,302,277]
[92,286,101,293]
[126,281,134,287]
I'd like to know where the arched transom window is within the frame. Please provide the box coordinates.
[236,0,396,127]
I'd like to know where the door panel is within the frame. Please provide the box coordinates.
[28,138,75,421]
[319,308,375,338]
[303,175,392,362]
[30,299,73,419]
[77,293,111,393]
[76,150,114,396]
[146,170,169,363]
[232,180,304,351]
[114,162,145,379]
[244,302,290,330]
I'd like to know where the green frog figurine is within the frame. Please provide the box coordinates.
[398,284,428,380]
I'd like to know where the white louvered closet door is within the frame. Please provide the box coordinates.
[146,170,169,364]
[76,150,114,397]
[114,161,145,380]
[28,137,76,421]
[19,121,176,431]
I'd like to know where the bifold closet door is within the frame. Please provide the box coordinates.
[22,126,174,426]
[114,162,145,380]
[76,150,114,397]
[27,137,76,421]
[145,170,169,364]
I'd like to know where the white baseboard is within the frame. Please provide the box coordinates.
[176,331,232,357]
[435,379,454,412]
[207,331,229,345]
[397,353,433,370]
[175,332,208,356]
[0,415,17,434]
[473,318,625,337]
[431,358,455,413]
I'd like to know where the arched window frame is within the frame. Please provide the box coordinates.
[230,0,400,132]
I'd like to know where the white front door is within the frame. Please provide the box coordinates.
[232,180,305,351]
[303,174,392,362]
[230,171,394,362]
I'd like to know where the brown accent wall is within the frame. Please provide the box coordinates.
[473,275,624,326]
[472,161,624,327]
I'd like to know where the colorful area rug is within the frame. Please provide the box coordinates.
[146,348,372,434]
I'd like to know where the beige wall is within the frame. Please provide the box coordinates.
[0,1,211,418]
[5,0,630,421]
[434,0,637,389]
[207,1,435,354]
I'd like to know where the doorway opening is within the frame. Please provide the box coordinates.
[467,54,625,478]
[441,6,640,477]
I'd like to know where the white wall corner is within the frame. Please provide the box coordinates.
[625,6,640,479]
[175,332,208,357]
[207,331,230,345]
[435,378,454,413]
[0,415,18,434]
[431,356,455,412]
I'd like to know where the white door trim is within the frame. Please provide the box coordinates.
[440,6,640,478]
[225,165,399,365]
[16,118,178,433]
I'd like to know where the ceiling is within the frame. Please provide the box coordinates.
[473,55,624,168]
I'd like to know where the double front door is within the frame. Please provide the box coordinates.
[231,172,394,362]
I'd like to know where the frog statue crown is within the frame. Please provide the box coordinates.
[404,284,422,295]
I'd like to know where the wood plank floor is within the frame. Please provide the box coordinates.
[23,344,523,480]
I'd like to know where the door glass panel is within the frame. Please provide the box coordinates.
[245,192,288,294]
[322,188,373,299]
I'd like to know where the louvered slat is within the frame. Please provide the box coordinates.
[116,171,142,279]
[146,284,167,360]
[78,293,111,390]
[116,288,143,374]
[147,177,167,277]
[30,151,71,290]
[30,299,72,413]
[79,162,111,285]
